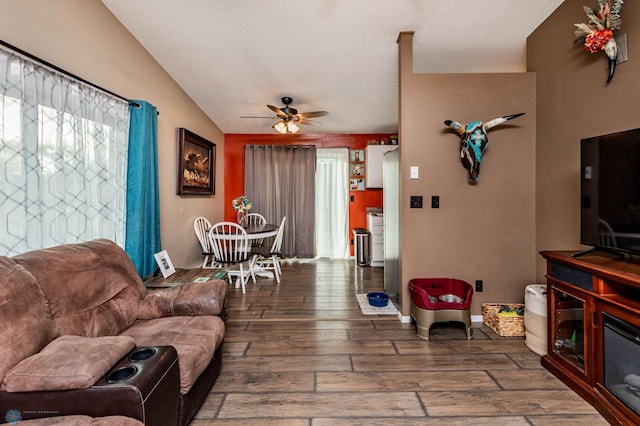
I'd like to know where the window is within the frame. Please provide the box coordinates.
[0,46,130,255]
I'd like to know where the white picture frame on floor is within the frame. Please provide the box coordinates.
[154,250,176,278]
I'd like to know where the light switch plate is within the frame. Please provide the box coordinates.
[410,166,419,179]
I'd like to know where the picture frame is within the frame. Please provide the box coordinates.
[350,163,365,177]
[177,128,216,195]
[154,250,176,278]
[350,178,365,191]
[350,149,364,163]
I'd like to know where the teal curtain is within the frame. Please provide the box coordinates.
[125,100,160,278]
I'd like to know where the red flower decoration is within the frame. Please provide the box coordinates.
[584,28,613,53]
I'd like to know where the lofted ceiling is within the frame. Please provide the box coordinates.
[101,0,564,135]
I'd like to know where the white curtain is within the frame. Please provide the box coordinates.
[0,45,130,255]
[315,147,350,258]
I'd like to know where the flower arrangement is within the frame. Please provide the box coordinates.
[574,0,623,83]
[232,195,252,213]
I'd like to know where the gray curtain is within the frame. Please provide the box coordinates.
[244,145,316,258]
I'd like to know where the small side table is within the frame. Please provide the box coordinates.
[143,268,227,290]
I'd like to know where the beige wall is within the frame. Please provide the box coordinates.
[398,33,537,316]
[0,0,224,268]
[528,0,640,280]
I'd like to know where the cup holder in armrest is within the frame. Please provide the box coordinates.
[107,365,138,383]
[129,347,157,362]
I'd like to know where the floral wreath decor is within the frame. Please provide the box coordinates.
[232,195,252,213]
[574,0,623,83]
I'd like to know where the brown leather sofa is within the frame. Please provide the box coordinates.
[0,239,226,425]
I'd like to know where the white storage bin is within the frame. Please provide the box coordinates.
[524,284,547,356]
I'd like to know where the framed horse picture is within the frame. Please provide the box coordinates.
[177,128,216,195]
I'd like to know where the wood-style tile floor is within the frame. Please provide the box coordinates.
[191,259,607,425]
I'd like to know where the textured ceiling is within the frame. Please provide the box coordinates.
[101,0,563,134]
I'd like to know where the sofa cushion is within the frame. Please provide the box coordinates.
[121,316,225,394]
[1,335,136,392]
[13,239,146,337]
[0,257,59,382]
[137,281,226,319]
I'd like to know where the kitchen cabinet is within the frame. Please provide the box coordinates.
[367,212,384,267]
[366,145,396,189]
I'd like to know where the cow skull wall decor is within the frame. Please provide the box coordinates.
[444,113,524,183]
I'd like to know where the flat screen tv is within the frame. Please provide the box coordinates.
[575,128,640,258]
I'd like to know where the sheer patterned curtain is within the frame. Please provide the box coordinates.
[244,145,316,258]
[0,45,130,255]
[315,148,350,258]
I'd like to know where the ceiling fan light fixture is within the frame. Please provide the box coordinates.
[288,122,299,134]
[274,119,300,134]
[274,121,287,134]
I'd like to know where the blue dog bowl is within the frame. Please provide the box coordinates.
[367,292,389,307]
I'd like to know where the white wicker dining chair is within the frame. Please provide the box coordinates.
[240,212,266,227]
[252,216,286,283]
[193,216,217,268]
[208,221,255,293]
[240,213,267,247]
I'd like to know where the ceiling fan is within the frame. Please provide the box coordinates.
[243,96,328,134]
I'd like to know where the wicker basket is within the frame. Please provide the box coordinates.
[482,303,525,337]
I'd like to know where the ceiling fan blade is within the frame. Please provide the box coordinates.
[240,116,275,119]
[267,104,289,118]
[297,111,328,119]
[296,118,321,126]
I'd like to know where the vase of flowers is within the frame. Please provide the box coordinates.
[232,195,252,224]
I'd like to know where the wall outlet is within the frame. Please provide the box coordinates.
[475,280,483,292]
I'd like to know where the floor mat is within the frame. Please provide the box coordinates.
[356,293,398,315]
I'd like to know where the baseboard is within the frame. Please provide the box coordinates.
[471,314,483,323]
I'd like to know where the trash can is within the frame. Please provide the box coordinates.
[524,284,548,356]
[352,228,370,266]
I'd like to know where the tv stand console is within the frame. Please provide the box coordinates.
[541,251,640,425]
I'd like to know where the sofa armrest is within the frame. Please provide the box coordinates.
[137,280,226,320]
[1,335,136,392]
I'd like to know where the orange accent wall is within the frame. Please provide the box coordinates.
[224,133,394,255]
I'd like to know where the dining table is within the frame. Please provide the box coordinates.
[243,223,278,240]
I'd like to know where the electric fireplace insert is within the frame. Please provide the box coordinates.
[603,313,640,417]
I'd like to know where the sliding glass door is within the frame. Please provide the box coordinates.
[315,148,349,259]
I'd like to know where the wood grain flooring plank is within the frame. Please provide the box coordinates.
[418,390,601,416]
[490,369,569,390]
[316,371,499,392]
[393,339,531,355]
[217,392,425,418]
[246,319,376,331]
[211,371,315,392]
[312,417,531,426]
[526,414,611,425]
[221,354,353,373]
[248,338,397,356]
[351,353,519,371]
